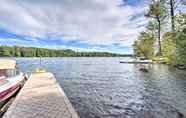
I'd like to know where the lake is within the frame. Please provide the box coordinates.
[8,57,186,118]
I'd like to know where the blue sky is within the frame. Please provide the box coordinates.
[0,0,148,54]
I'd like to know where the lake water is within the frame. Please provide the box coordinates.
[7,57,186,118]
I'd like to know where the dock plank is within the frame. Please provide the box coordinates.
[3,72,79,118]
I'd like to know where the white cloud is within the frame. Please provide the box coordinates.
[0,0,147,48]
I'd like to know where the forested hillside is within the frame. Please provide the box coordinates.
[0,46,125,57]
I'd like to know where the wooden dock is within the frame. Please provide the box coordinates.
[3,72,79,118]
[120,61,153,64]
[120,61,166,64]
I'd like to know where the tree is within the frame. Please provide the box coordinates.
[176,13,186,31]
[0,46,12,57]
[146,0,167,55]
[14,46,21,57]
[146,21,159,37]
[169,0,176,32]
[133,31,156,59]
[174,13,186,65]
[165,0,185,45]
[175,29,186,65]
[165,0,186,31]
[162,32,177,61]
[0,46,121,57]
[166,0,182,31]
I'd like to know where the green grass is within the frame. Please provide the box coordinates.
[152,56,169,62]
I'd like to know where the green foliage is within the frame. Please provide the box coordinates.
[133,31,155,59]
[145,0,167,55]
[162,32,177,61]
[176,13,186,32]
[146,0,167,20]
[0,46,12,57]
[152,56,169,61]
[175,29,186,65]
[146,21,158,34]
[162,13,186,65]
[172,13,186,65]
[133,0,186,66]
[0,46,123,57]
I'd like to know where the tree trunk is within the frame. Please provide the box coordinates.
[157,18,162,56]
[170,0,178,52]
[170,0,175,32]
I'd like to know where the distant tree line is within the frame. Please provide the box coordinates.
[0,46,128,57]
[133,0,186,67]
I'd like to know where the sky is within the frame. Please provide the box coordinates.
[0,0,149,54]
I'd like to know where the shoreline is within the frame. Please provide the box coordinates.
[120,60,186,70]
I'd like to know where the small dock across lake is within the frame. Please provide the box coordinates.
[120,61,166,64]
[3,72,79,118]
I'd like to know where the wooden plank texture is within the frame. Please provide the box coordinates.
[3,72,79,118]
